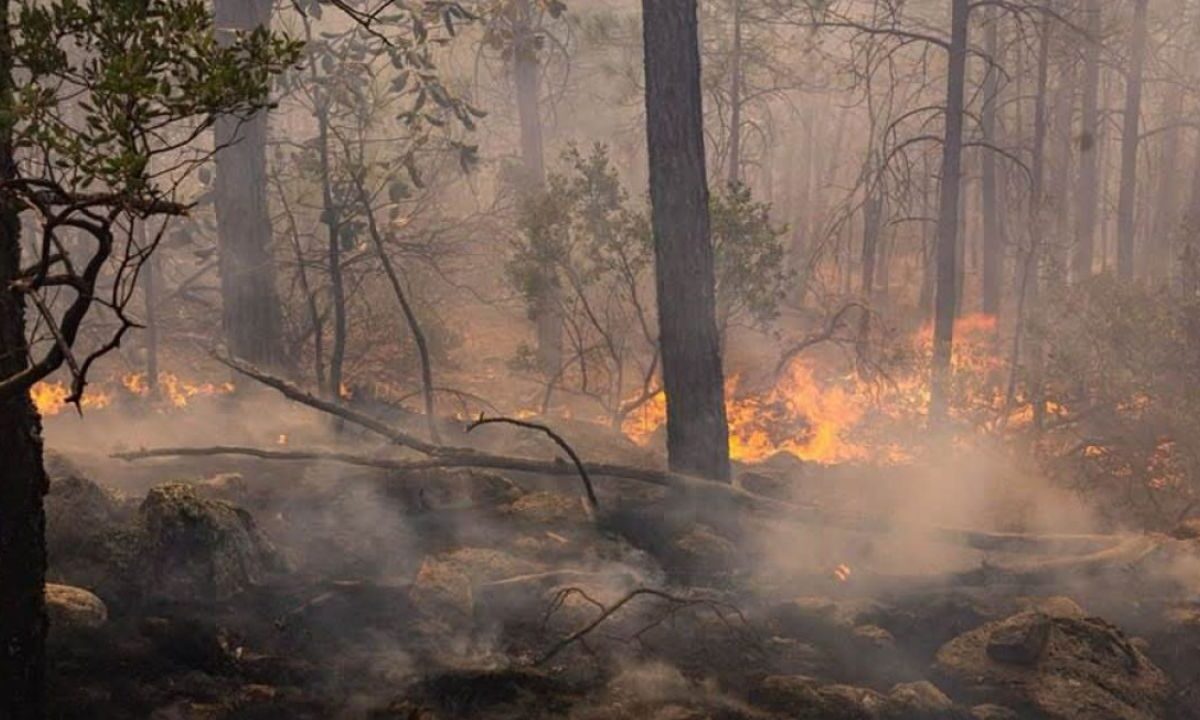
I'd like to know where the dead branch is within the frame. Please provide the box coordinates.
[535,587,755,666]
[775,303,868,377]
[468,415,598,509]
[112,443,1131,557]
[213,353,441,455]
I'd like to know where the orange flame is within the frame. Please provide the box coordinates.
[30,382,112,416]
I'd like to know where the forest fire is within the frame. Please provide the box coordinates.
[622,315,1007,465]
[32,372,233,416]
[30,382,112,416]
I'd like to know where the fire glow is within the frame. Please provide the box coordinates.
[32,372,234,416]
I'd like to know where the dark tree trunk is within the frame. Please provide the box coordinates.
[929,0,969,426]
[213,0,285,368]
[1116,0,1149,280]
[0,0,49,713]
[641,0,731,482]
[980,4,1003,315]
[143,227,160,395]
[1074,0,1102,280]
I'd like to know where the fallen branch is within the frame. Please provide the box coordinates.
[214,353,440,455]
[535,587,755,665]
[468,415,598,509]
[112,444,1129,557]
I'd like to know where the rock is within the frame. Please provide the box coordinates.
[139,483,283,602]
[46,473,122,559]
[385,468,522,514]
[195,472,248,502]
[670,524,739,573]
[409,558,473,633]
[969,705,1019,720]
[934,611,1171,719]
[46,583,107,631]
[751,675,884,719]
[1170,517,1200,540]
[985,612,1051,665]
[880,681,959,720]
[502,490,591,526]
[1014,596,1086,619]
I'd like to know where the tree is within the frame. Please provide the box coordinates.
[1116,0,1149,280]
[1073,0,1102,280]
[641,0,731,481]
[0,2,297,714]
[929,0,970,426]
[214,0,287,369]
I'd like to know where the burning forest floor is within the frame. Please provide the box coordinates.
[37,385,1200,720]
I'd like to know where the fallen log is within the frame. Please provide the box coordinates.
[112,444,1127,557]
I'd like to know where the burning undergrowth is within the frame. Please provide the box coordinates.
[36,373,1200,719]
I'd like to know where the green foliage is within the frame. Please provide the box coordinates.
[11,0,302,195]
[711,181,791,330]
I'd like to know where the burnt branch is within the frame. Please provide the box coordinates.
[467,414,598,508]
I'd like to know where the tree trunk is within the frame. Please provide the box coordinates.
[929,0,969,426]
[1074,0,1102,280]
[1116,0,1149,280]
[0,0,49,713]
[641,0,731,482]
[980,4,1003,315]
[513,0,561,376]
[727,0,743,185]
[213,0,285,368]
[142,224,160,395]
[1149,70,1184,285]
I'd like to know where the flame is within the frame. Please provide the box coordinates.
[277,434,289,446]
[832,563,853,582]
[30,381,112,416]
[621,363,871,465]
[621,313,1010,465]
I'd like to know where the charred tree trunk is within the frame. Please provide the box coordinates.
[641,0,731,482]
[513,1,560,376]
[213,0,285,368]
[980,4,1003,316]
[1116,0,1149,280]
[929,0,969,426]
[0,0,49,713]
[1074,0,1102,281]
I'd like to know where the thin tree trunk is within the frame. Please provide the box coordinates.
[307,20,346,402]
[143,225,160,395]
[929,0,970,426]
[513,0,561,376]
[353,173,442,444]
[980,4,1003,315]
[213,0,285,368]
[1116,0,1149,280]
[642,0,731,482]
[1074,0,1102,280]
[1149,74,1184,285]
[727,0,743,185]
[0,0,49,712]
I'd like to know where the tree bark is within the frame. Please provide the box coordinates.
[929,0,969,426]
[980,4,1003,315]
[1074,0,1102,281]
[213,0,285,368]
[641,0,732,482]
[0,0,49,713]
[1116,0,1149,280]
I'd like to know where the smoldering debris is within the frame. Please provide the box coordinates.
[39,411,1200,720]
